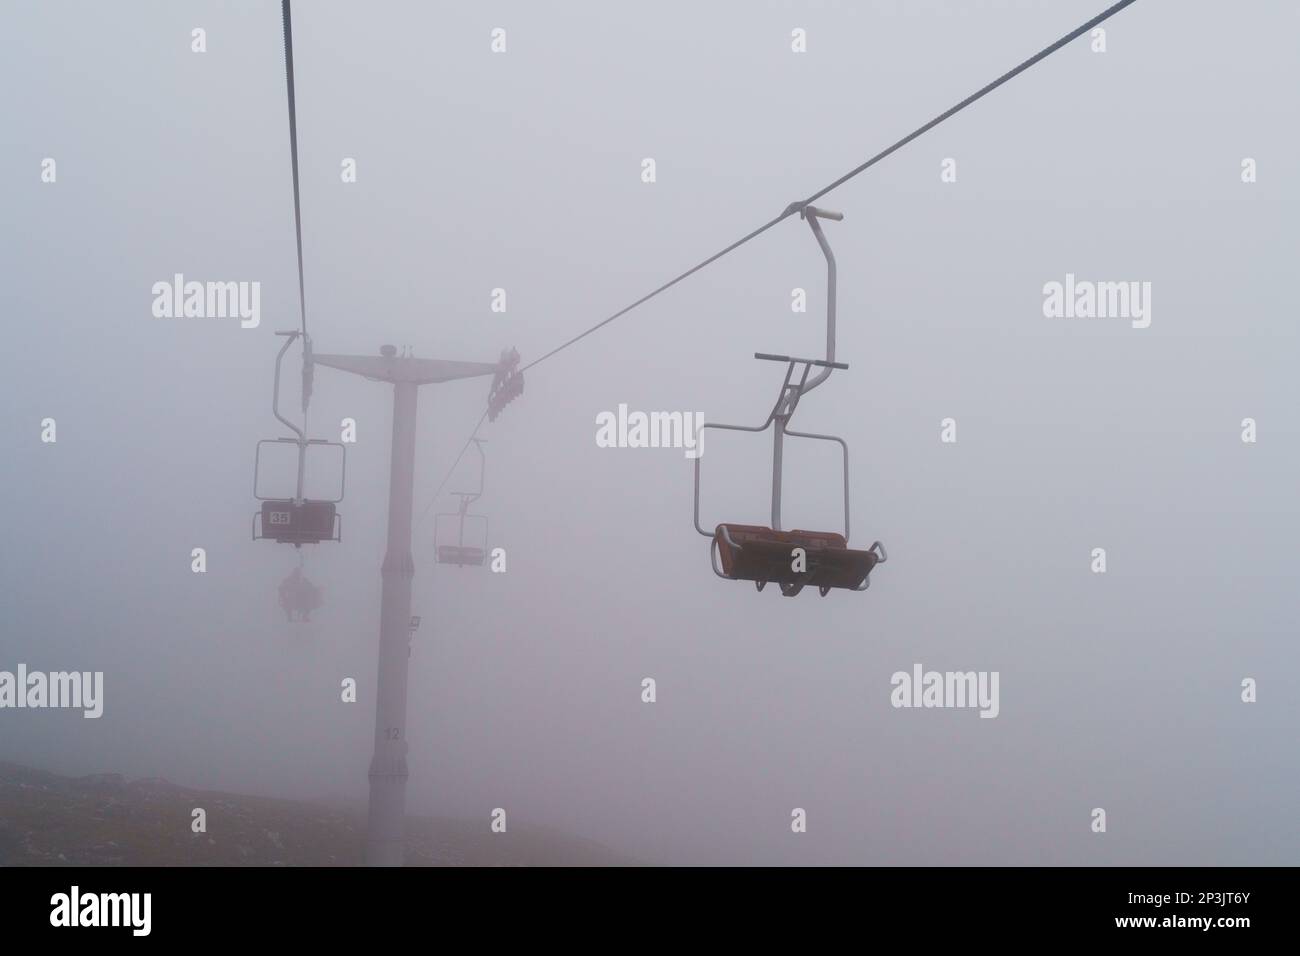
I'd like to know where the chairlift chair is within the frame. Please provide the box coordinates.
[435,438,489,567]
[252,331,346,547]
[693,205,887,597]
[279,555,323,623]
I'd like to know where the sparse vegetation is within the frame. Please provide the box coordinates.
[0,762,633,867]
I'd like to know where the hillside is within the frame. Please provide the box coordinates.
[0,761,634,866]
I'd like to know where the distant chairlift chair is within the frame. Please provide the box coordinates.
[253,331,345,547]
[278,561,323,623]
[435,438,489,567]
[693,205,886,597]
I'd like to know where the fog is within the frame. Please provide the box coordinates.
[2,0,1297,865]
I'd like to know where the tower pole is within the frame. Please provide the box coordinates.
[366,379,419,866]
[311,347,501,866]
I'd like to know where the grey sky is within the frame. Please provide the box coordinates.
[1,0,1297,864]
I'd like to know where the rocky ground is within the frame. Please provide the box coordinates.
[0,761,634,866]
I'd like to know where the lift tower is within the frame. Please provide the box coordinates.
[314,344,502,866]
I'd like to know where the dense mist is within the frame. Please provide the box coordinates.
[2,0,1297,865]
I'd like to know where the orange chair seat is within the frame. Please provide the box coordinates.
[714,523,877,591]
